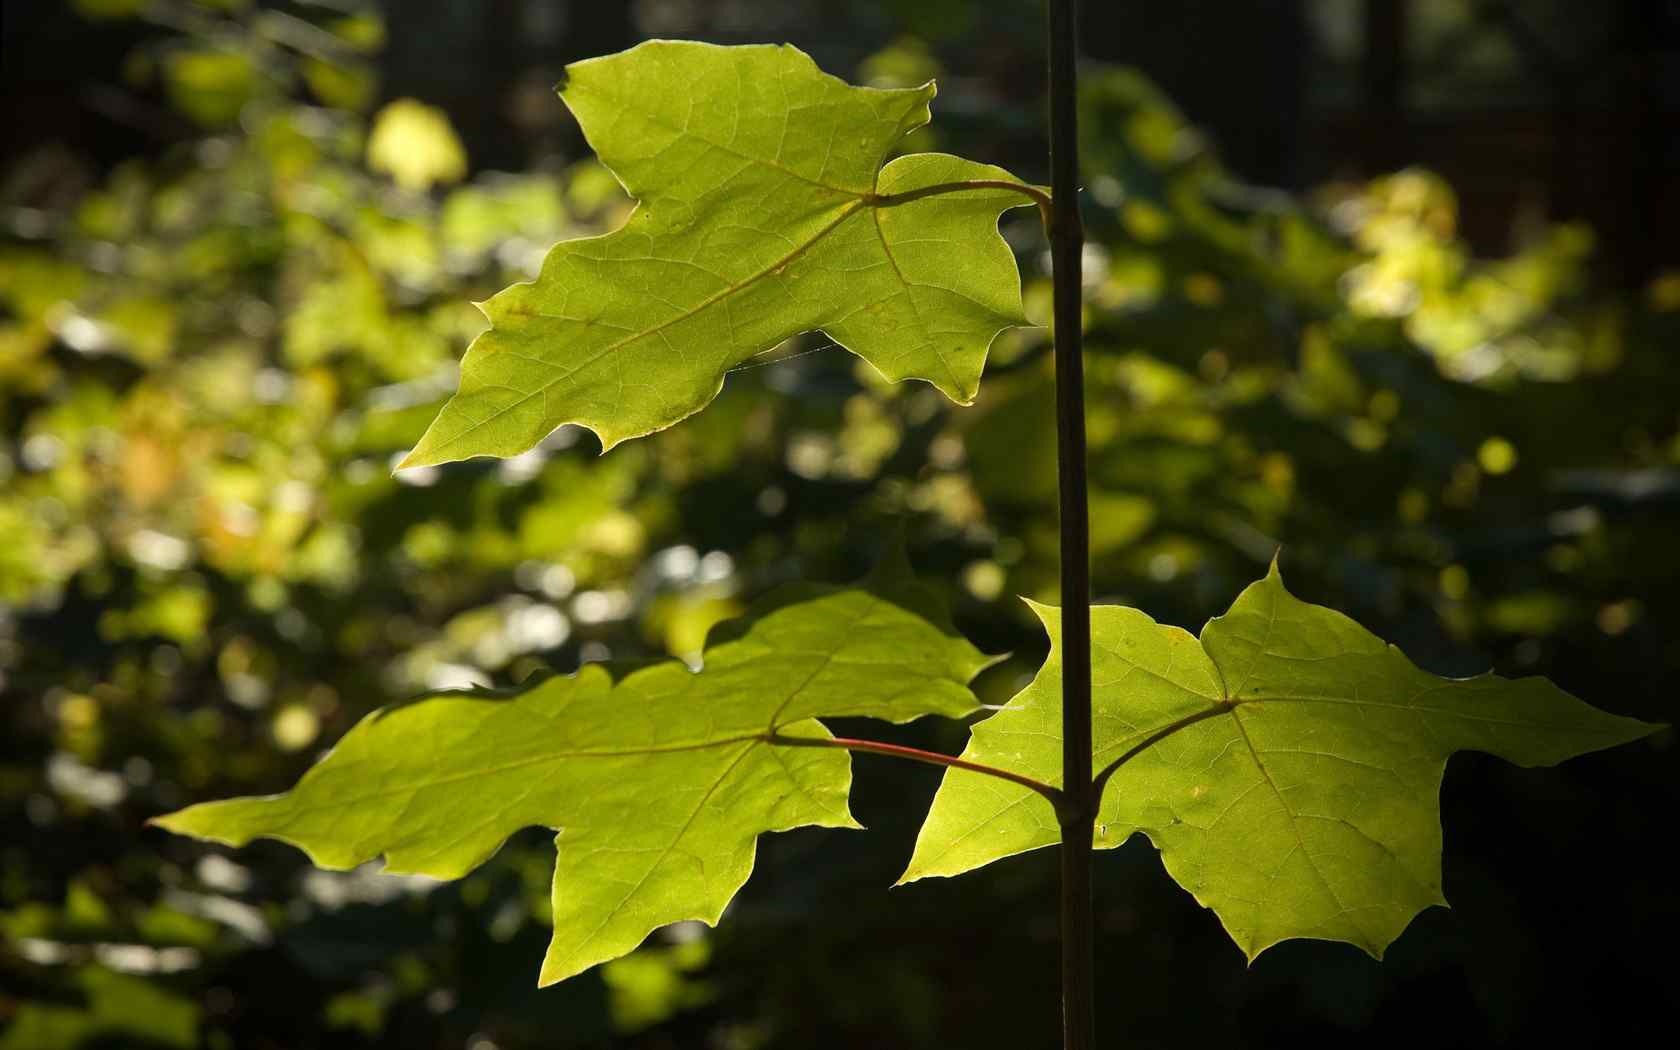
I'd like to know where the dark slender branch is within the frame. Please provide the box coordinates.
[1045,2,1094,1049]
[763,732,1065,809]
[870,180,1053,228]
[1091,705,1234,802]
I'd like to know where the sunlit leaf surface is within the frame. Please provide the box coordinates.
[403,41,1033,465]
[904,564,1658,960]
[156,558,989,983]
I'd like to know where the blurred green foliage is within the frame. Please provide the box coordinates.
[2,3,1673,1048]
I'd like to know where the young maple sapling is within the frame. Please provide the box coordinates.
[154,13,1661,1048]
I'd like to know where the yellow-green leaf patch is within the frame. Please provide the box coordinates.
[401,41,1037,466]
[903,564,1659,961]
[156,558,990,984]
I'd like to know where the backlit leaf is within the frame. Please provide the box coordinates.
[155,555,989,984]
[903,563,1659,960]
[401,41,1035,467]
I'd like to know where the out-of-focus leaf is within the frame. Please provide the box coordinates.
[366,99,468,192]
[0,967,199,1050]
[164,50,258,127]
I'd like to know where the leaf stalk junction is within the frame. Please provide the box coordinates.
[761,701,1236,829]
[868,179,1054,228]
[764,731,1066,810]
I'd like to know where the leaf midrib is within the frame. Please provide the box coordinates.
[227,732,770,816]
[1228,703,1363,938]
[550,741,759,969]
[423,198,869,456]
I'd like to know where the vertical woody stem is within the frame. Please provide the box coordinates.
[1044,0,1095,1047]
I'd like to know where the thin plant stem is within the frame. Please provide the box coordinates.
[1044,1,1095,1048]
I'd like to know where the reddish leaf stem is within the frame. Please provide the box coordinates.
[764,731,1065,809]
[869,180,1053,228]
[1090,704,1235,803]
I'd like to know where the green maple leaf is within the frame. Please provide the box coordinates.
[400,40,1037,467]
[903,563,1659,960]
[154,557,990,984]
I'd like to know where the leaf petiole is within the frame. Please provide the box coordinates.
[1089,704,1234,805]
[869,180,1053,231]
[764,730,1065,810]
